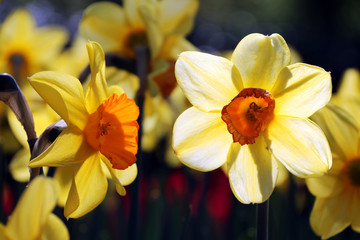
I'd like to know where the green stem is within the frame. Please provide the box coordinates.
[256,199,269,240]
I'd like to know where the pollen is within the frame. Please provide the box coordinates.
[221,88,275,145]
[84,93,140,170]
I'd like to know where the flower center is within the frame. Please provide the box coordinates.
[8,53,29,82]
[221,88,275,145]
[124,28,148,58]
[83,93,140,170]
[342,159,360,188]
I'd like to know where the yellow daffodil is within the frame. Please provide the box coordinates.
[79,0,198,59]
[0,9,68,82]
[1,8,67,181]
[28,41,139,219]
[306,103,360,239]
[173,33,332,203]
[0,176,69,240]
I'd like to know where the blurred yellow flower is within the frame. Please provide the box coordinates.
[173,33,332,203]
[28,41,139,218]
[307,103,360,239]
[0,177,69,240]
[0,9,68,82]
[79,0,198,59]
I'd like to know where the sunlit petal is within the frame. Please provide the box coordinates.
[29,127,92,168]
[266,116,331,177]
[173,107,233,171]
[64,152,107,219]
[232,33,290,90]
[29,71,88,130]
[42,214,69,240]
[337,68,360,99]
[85,41,109,113]
[175,51,241,112]
[272,63,331,118]
[227,137,278,203]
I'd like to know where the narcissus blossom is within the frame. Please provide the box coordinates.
[307,103,360,239]
[0,177,69,240]
[173,33,332,203]
[28,41,139,218]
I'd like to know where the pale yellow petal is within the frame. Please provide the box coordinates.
[30,27,68,64]
[231,33,290,90]
[138,3,163,58]
[53,167,75,207]
[6,177,58,240]
[305,159,345,198]
[0,9,35,46]
[106,66,139,99]
[80,2,128,52]
[85,41,109,113]
[0,224,9,240]
[64,152,107,219]
[175,51,241,112]
[42,214,69,240]
[29,127,92,168]
[158,0,199,35]
[101,157,137,186]
[227,137,278,204]
[29,71,88,130]
[272,63,331,118]
[159,35,198,59]
[173,107,233,171]
[266,116,331,177]
[310,193,352,239]
[124,0,143,26]
[311,103,360,160]
[351,191,360,232]
[337,68,360,99]
[9,148,30,182]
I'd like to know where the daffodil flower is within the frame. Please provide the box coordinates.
[28,41,139,218]
[0,177,69,240]
[173,33,332,203]
[307,103,360,239]
[79,0,198,59]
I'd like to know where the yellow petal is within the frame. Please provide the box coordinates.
[138,3,163,58]
[53,167,75,207]
[0,9,35,46]
[124,0,143,26]
[351,191,360,232]
[311,103,360,160]
[0,224,9,240]
[42,214,69,240]
[29,71,88,130]
[29,127,92,168]
[175,51,241,112]
[173,107,233,171]
[310,193,352,239]
[266,116,331,177]
[9,148,30,182]
[30,26,68,64]
[337,68,360,99]
[6,177,58,240]
[106,66,139,99]
[272,63,332,118]
[101,157,137,186]
[64,152,107,219]
[80,1,128,52]
[227,137,278,204]
[231,33,290,90]
[305,159,345,198]
[159,35,198,59]
[158,0,199,35]
[85,41,109,113]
